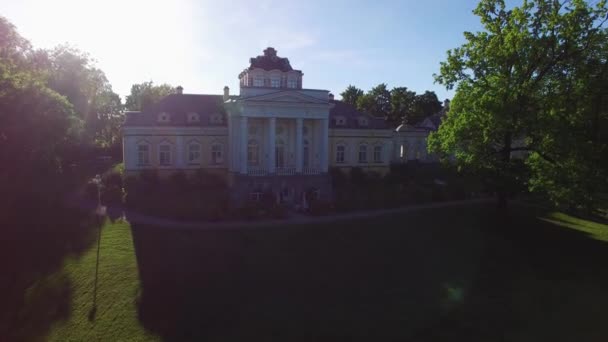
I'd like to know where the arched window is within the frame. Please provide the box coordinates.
[247,139,259,166]
[253,76,264,87]
[270,76,281,88]
[187,112,199,123]
[303,140,310,167]
[400,142,409,162]
[275,139,285,168]
[137,142,150,165]
[373,144,383,163]
[158,143,172,166]
[358,144,368,163]
[157,112,170,123]
[210,113,223,124]
[211,142,223,164]
[188,141,201,164]
[287,77,297,89]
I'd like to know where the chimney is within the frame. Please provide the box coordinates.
[328,93,334,101]
[176,85,183,95]
[444,99,450,111]
[223,86,230,101]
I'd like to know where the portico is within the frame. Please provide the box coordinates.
[231,115,329,176]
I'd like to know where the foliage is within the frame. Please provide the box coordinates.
[124,81,175,111]
[356,83,392,119]
[339,85,364,106]
[429,0,608,210]
[340,83,443,125]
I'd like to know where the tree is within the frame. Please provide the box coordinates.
[340,85,364,106]
[0,17,81,210]
[429,0,608,210]
[42,45,123,146]
[356,83,392,118]
[389,87,417,125]
[412,91,442,123]
[125,81,175,111]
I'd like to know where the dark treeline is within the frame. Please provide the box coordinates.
[0,16,174,214]
[340,84,443,125]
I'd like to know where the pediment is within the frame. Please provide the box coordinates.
[244,91,327,104]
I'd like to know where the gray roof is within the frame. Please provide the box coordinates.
[123,94,227,127]
[329,100,389,129]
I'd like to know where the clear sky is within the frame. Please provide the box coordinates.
[1,0,485,101]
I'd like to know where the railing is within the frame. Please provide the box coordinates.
[276,167,296,176]
[302,167,320,175]
[247,167,268,176]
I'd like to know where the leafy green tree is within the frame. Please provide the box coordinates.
[389,87,417,125]
[125,81,175,111]
[0,18,81,210]
[340,85,364,106]
[41,45,123,146]
[412,91,442,123]
[356,83,392,118]
[429,0,608,209]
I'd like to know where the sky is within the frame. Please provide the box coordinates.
[1,0,485,101]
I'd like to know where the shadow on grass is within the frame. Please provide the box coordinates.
[0,204,101,341]
[132,204,608,341]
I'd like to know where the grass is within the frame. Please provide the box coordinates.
[3,202,608,341]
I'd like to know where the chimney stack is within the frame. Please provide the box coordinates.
[176,85,183,95]
[328,93,334,101]
[223,86,230,101]
[444,99,450,111]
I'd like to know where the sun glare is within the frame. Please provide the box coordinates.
[13,0,199,96]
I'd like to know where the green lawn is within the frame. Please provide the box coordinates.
[3,203,608,341]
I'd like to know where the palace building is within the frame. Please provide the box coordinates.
[122,47,445,205]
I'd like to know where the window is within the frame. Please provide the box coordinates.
[188,143,201,164]
[335,116,346,126]
[358,144,368,163]
[249,191,263,202]
[253,77,264,87]
[336,145,346,164]
[137,144,150,165]
[211,143,223,164]
[159,144,172,166]
[303,125,309,136]
[288,78,297,88]
[400,143,408,161]
[187,112,199,123]
[373,145,383,163]
[358,117,369,126]
[247,140,259,166]
[210,113,223,124]
[303,140,310,167]
[275,139,285,168]
[271,77,280,88]
[158,112,170,123]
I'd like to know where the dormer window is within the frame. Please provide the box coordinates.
[187,112,200,123]
[253,77,264,87]
[210,113,224,124]
[358,116,369,126]
[158,112,170,123]
[287,78,297,89]
[271,77,280,88]
[334,116,347,126]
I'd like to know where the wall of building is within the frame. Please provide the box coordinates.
[328,128,393,174]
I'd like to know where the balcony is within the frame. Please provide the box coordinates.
[276,167,296,176]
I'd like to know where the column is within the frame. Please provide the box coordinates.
[320,118,329,172]
[295,118,303,173]
[240,116,248,174]
[268,117,276,173]
[175,136,184,168]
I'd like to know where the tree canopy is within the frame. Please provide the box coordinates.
[429,0,608,210]
[125,81,175,111]
[339,84,443,125]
